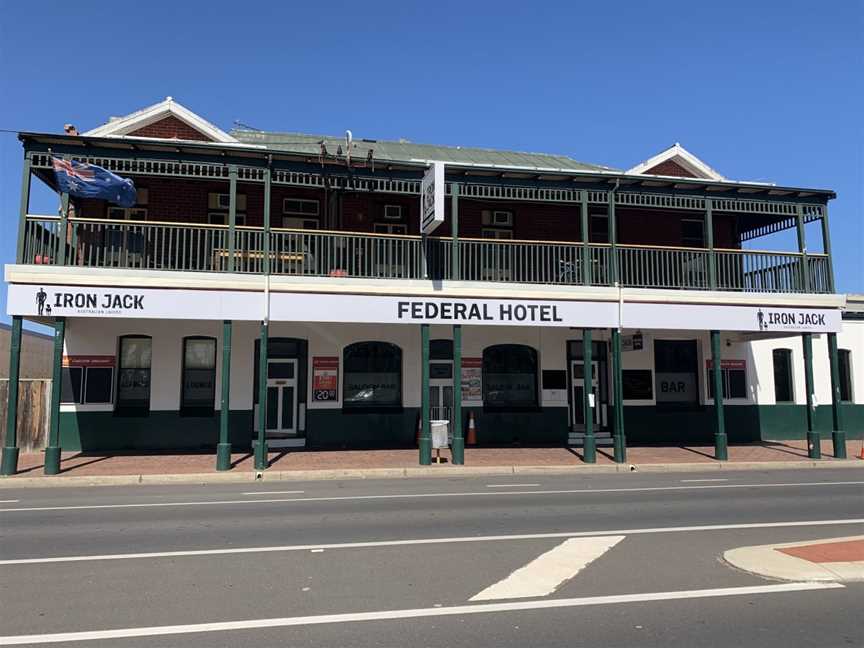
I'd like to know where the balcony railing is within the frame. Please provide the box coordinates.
[20,216,831,294]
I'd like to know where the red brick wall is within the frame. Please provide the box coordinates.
[642,159,697,178]
[78,176,742,250]
[128,115,213,141]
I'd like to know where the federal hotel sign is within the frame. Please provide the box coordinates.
[7,284,842,333]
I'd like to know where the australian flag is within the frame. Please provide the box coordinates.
[52,157,137,208]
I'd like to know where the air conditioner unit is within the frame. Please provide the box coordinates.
[492,211,513,226]
[383,205,403,220]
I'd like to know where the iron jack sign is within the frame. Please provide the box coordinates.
[34,287,145,317]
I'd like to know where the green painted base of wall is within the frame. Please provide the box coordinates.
[57,404,863,452]
[59,411,253,452]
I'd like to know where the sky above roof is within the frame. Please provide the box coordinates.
[0,0,861,325]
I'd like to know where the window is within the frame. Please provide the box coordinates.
[343,342,402,407]
[706,360,747,400]
[482,344,538,407]
[590,215,609,243]
[430,340,453,360]
[117,336,152,412]
[61,364,114,404]
[107,207,148,221]
[772,349,794,403]
[481,228,513,239]
[383,205,403,220]
[208,212,247,226]
[283,198,319,216]
[681,219,705,248]
[622,370,653,400]
[491,211,513,226]
[373,223,407,234]
[282,216,319,229]
[182,337,217,414]
[654,340,699,404]
[839,349,853,402]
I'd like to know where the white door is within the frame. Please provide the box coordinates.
[266,359,298,434]
[571,360,602,431]
[429,361,454,420]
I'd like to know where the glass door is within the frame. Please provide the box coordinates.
[429,361,454,420]
[266,359,298,433]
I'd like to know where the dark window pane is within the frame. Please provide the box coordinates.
[622,370,653,400]
[430,340,453,360]
[117,337,151,409]
[773,349,793,402]
[839,350,852,402]
[182,338,216,411]
[84,367,113,404]
[268,362,295,379]
[654,340,698,404]
[430,363,453,379]
[728,369,746,399]
[61,367,83,404]
[343,342,402,407]
[542,370,566,390]
[482,345,538,407]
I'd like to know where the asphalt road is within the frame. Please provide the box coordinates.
[0,468,862,647]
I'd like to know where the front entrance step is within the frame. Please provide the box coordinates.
[252,437,306,449]
[568,432,614,447]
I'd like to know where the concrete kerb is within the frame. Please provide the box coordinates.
[723,535,864,583]
[0,458,860,489]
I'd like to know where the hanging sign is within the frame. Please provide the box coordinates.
[461,357,483,402]
[312,356,339,401]
[62,355,115,367]
[621,333,644,352]
[706,359,746,370]
[420,161,445,234]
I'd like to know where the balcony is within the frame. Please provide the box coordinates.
[20,216,831,294]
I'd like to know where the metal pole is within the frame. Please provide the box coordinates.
[451,324,464,464]
[611,328,626,463]
[44,317,65,475]
[1,316,23,475]
[711,330,727,460]
[581,190,590,285]
[57,192,70,266]
[16,154,32,263]
[795,204,810,292]
[216,320,233,471]
[827,332,846,458]
[803,333,820,459]
[582,329,596,463]
[706,198,717,289]
[419,324,432,465]
[451,183,460,280]
[254,322,269,470]
[227,165,238,272]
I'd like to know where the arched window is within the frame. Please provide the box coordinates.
[772,348,793,403]
[117,335,152,412]
[343,342,402,408]
[181,336,217,415]
[482,344,538,407]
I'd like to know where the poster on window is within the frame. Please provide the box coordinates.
[312,357,339,401]
[461,358,482,402]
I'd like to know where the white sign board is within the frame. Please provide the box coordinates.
[420,162,445,234]
[6,283,842,333]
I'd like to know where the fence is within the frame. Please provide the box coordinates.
[0,379,50,450]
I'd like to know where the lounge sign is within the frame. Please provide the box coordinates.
[6,283,842,333]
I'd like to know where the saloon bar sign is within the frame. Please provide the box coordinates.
[7,284,842,333]
[420,161,445,234]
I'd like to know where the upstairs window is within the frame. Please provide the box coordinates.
[208,192,247,226]
[681,218,705,248]
[773,349,794,403]
[283,198,319,217]
[590,214,609,244]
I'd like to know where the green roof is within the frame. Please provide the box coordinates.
[231,130,615,173]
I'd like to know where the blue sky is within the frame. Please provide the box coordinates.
[0,0,861,326]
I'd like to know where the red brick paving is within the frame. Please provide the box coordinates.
[5,439,861,478]
[778,539,864,563]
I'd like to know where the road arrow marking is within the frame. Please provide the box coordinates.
[470,536,624,601]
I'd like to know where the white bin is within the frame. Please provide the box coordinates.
[430,420,450,449]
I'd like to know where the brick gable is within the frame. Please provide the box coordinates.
[128,115,213,141]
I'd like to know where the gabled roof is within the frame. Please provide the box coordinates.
[626,143,725,181]
[83,97,238,143]
[231,130,616,173]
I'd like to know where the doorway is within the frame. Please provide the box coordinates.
[266,359,298,434]
[429,360,454,420]
[570,360,605,430]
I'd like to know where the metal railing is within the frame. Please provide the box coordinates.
[20,216,831,293]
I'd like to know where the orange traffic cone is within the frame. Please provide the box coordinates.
[857,443,864,460]
[466,411,478,446]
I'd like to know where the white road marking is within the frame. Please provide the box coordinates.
[2,480,862,513]
[470,536,624,601]
[680,479,728,483]
[0,582,841,645]
[0,500,19,503]
[241,490,305,495]
[2,517,861,566]
[486,483,541,488]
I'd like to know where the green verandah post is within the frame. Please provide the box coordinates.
[582,329,596,463]
[803,333,820,459]
[451,324,464,465]
[44,317,66,475]
[827,333,846,459]
[216,320,233,471]
[419,324,432,465]
[611,327,626,464]
[711,330,727,461]
[254,164,272,471]
[1,316,23,475]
